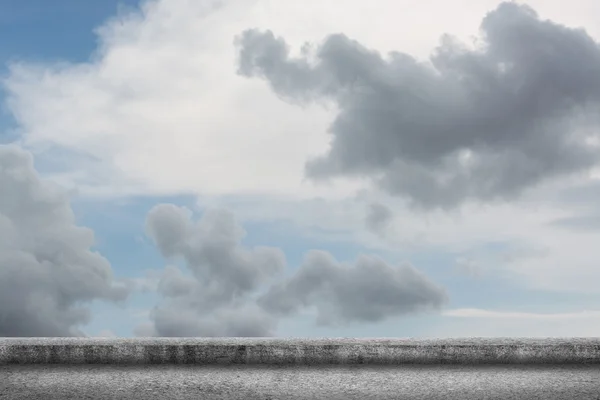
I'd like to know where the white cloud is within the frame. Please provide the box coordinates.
[4,0,366,201]
[4,0,600,335]
[11,0,598,201]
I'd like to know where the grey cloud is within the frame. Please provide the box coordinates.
[141,204,287,336]
[156,265,197,298]
[139,300,278,337]
[139,204,449,336]
[144,204,192,258]
[365,202,393,235]
[257,250,449,327]
[236,2,600,210]
[145,204,286,311]
[0,145,131,337]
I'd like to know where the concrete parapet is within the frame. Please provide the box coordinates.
[1,337,599,365]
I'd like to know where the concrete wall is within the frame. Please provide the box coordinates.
[2,338,599,365]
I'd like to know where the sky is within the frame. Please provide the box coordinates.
[1,0,600,338]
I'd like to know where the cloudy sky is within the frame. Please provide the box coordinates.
[2,0,600,338]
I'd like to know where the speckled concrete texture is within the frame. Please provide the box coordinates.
[2,364,600,399]
[1,337,599,365]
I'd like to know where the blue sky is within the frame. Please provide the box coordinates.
[0,0,139,141]
[2,0,600,338]
[0,0,139,62]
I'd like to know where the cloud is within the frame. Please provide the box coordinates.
[145,204,287,305]
[257,250,449,327]
[140,203,290,336]
[365,202,394,236]
[137,203,449,336]
[3,0,362,202]
[0,145,131,336]
[236,1,600,210]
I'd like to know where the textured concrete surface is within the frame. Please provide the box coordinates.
[2,364,600,399]
[1,337,600,365]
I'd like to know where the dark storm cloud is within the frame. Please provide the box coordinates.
[138,204,449,336]
[365,202,394,235]
[0,145,131,337]
[236,2,600,210]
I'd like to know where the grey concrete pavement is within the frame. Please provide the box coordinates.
[2,364,600,400]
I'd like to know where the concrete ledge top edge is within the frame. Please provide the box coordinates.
[2,338,599,365]
[1,337,600,346]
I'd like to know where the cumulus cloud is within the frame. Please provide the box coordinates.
[236,1,600,210]
[145,205,287,306]
[140,203,289,336]
[257,250,449,327]
[2,0,362,202]
[0,145,131,336]
[137,203,449,336]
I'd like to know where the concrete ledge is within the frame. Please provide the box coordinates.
[1,337,599,365]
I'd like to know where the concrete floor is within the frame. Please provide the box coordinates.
[2,364,600,400]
